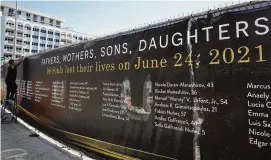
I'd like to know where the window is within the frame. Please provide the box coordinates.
[8,9,14,15]
[25,26,31,30]
[41,17,44,22]
[33,15,37,21]
[16,47,22,51]
[56,21,60,25]
[48,31,53,35]
[40,37,46,40]
[73,36,77,39]
[17,33,23,37]
[24,41,30,45]
[26,13,30,19]
[47,44,53,48]
[1,7,4,12]
[6,30,14,33]
[54,39,59,42]
[33,28,39,32]
[47,38,53,41]
[32,35,38,39]
[41,29,46,33]
[24,49,30,52]
[18,24,23,30]
[50,19,53,23]
[24,34,31,38]
[54,45,59,48]
[4,46,13,50]
[17,10,21,15]
[6,22,14,28]
[79,37,83,40]
[31,49,38,53]
[17,40,22,43]
[55,32,60,36]
[40,44,45,47]
[32,42,38,46]
[5,38,13,43]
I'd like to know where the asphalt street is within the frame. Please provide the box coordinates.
[1,120,81,160]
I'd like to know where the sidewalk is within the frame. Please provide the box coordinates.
[1,121,81,160]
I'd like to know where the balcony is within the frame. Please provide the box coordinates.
[15,53,24,58]
[5,41,14,45]
[5,33,14,37]
[66,40,72,44]
[25,29,31,34]
[32,46,38,50]
[24,45,30,49]
[40,40,46,44]
[73,39,79,43]
[40,46,46,50]
[40,32,47,36]
[6,25,15,30]
[23,52,30,56]
[16,34,24,39]
[47,35,54,38]
[60,42,66,46]
[17,27,24,31]
[24,37,31,41]
[61,36,72,40]
[18,15,25,20]
[4,53,12,58]
[16,42,24,46]
[16,50,23,54]
[4,49,13,53]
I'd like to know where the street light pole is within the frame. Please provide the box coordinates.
[13,0,18,59]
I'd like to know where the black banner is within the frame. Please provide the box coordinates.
[1,2,271,160]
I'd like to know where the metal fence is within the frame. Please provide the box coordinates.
[94,1,270,40]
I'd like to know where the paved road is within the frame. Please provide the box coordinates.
[1,121,81,160]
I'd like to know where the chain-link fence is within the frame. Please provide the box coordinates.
[93,1,271,41]
[2,1,271,63]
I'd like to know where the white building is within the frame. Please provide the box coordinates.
[1,4,92,63]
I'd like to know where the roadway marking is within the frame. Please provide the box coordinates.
[1,148,28,159]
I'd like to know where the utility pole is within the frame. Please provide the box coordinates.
[13,0,17,59]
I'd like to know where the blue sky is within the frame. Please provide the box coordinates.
[2,1,238,37]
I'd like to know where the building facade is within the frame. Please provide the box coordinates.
[1,4,92,63]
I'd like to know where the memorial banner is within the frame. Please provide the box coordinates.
[1,2,271,160]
